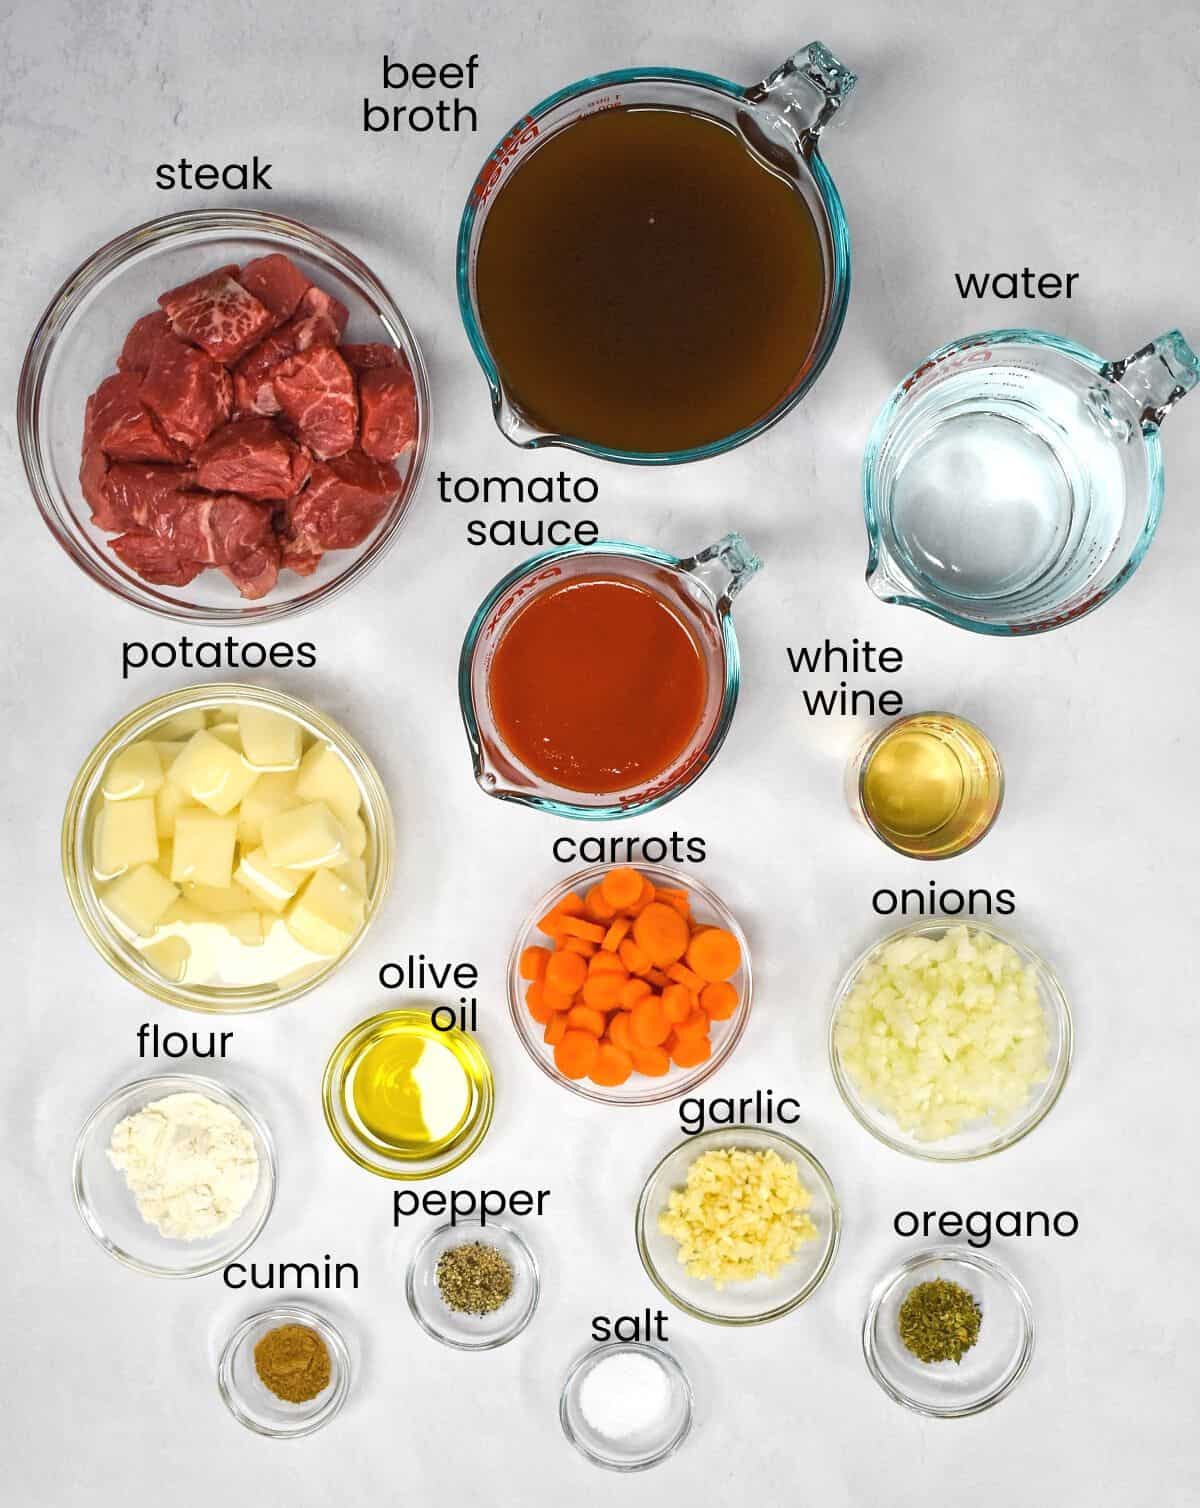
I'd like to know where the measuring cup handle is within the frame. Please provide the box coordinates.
[747,42,858,142]
[679,533,763,609]
[1103,331,1200,428]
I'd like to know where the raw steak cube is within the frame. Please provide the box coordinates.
[89,373,188,463]
[141,338,232,450]
[281,450,400,555]
[222,535,281,600]
[359,361,418,463]
[293,286,349,340]
[160,492,276,567]
[237,254,312,326]
[271,346,358,459]
[80,394,111,518]
[96,463,194,533]
[194,418,312,501]
[341,343,402,371]
[232,327,297,416]
[109,531,206,587]
[280,541,324,576]
[118,311,174,374]
[158,266,274,363]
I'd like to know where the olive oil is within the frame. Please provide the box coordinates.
[474,106,826,454]
[344,1013,490,1161]
[856,714,1003,859]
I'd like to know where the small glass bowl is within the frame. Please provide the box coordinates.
[636,1126,840,1325]
[19,207,430,624]
[507,863,753,1105]
[218,1304,351,1437]
[829,920,1073,1161]
[863,1246,1035,1417]
[72,1072,276,1278]
[61,682,394,1014]
[559,1341,693,1471]
[406,1219,540,1350]
[322,1010,495,1180]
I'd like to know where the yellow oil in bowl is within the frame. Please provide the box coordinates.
[323,1010,494,1179]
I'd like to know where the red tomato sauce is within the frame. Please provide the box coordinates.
[487,576,708,794]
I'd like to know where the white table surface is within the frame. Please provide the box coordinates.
[3,1,1198,1502]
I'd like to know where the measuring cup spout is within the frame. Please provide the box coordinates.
[747,42,858,143]
[679,533,763,609]
[866,553,908,605]
[1103,331,1200,428]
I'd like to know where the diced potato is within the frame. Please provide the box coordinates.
[236,771,300,848]
[181,880,260,915]
[95,798,159,878]
[155,783,195,839]
[334,857,368,895]
[102,863,179,936]
[237,846,303,914]
[169,729,259,815]
[171,810,238,888]
[142,934,191,982]
[262,802,349,871]
[154,740,187,772]
[343,812,368,859]
[294,742,361,826]
[238,706,302,772]
[210,703,245,726]
[208,723,243,751]
[156,708,207,741]
[102,741,163,802]
[223,911,264,947]
[285,868,365,956]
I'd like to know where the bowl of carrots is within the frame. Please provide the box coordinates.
[508,864,752,1105]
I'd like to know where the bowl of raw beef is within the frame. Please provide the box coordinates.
[18,209,430,621]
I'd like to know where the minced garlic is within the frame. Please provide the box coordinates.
[658,1147,817,1287]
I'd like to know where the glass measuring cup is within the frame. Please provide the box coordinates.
[863,329,1200,634]
[458,534,762,818]
[457,42,857,465]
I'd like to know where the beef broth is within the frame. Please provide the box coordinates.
[475,107,826,454]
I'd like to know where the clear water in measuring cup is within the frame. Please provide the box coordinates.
[887,368,1125,604]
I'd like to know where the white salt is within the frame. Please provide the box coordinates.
[578,1350,672,1440]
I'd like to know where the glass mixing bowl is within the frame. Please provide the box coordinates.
[829,920,1073,1161]
[559,1341,694,1471]
[218,1304,351,1436]
[405,1219,540,1350]
[507,864,753,1105]
[19,208,430,623]
[636,1126,840,1324]
[62,683,394,1013]
[72,1072,276,1278]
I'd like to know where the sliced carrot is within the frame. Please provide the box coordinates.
[525,981,553,1024]
[557,891,586,918]
[630,1043,670,1076]
[544,1014,568,1046]
[584,884,617,923]
[645,967,670,988]
[554,1030,599,1080]
[656,888,691,920]
[545,949,587,995]
[588,950,627,977]
[600,867,643,910]
[520,945,550,981]
[669,1033,711,1068]
[541,982,577,1013]
[589,1042,634,1087]
[673,1009,710,1041]
[537,910,566,940]
[620,977,652,1010]
[631,996,670,1047]
[601,917,631,952]
[608,1012,634,1053]
[661,984,694,1024]
[667,961,706,993]
[582,972,624,1010]
[619,938,652,976]
[562,936,597,957]
[560,915,606,945]
[567,1004,607,1037]
[633,902,690,966]
[700,981,738,1020]
[627,876,658,915]
[685,926,741,982]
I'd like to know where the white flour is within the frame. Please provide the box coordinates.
[107,1091,259,1240]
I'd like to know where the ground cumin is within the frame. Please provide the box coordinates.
[253,1323,332,1404]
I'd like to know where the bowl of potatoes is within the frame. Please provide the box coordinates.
[62,683,394,1012]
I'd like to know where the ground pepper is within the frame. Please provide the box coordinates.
[435,1241,514,1315]
[898,1278,982,1364]
[253,1323,332,1403]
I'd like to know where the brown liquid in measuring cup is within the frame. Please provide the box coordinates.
[475,107,826,453]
